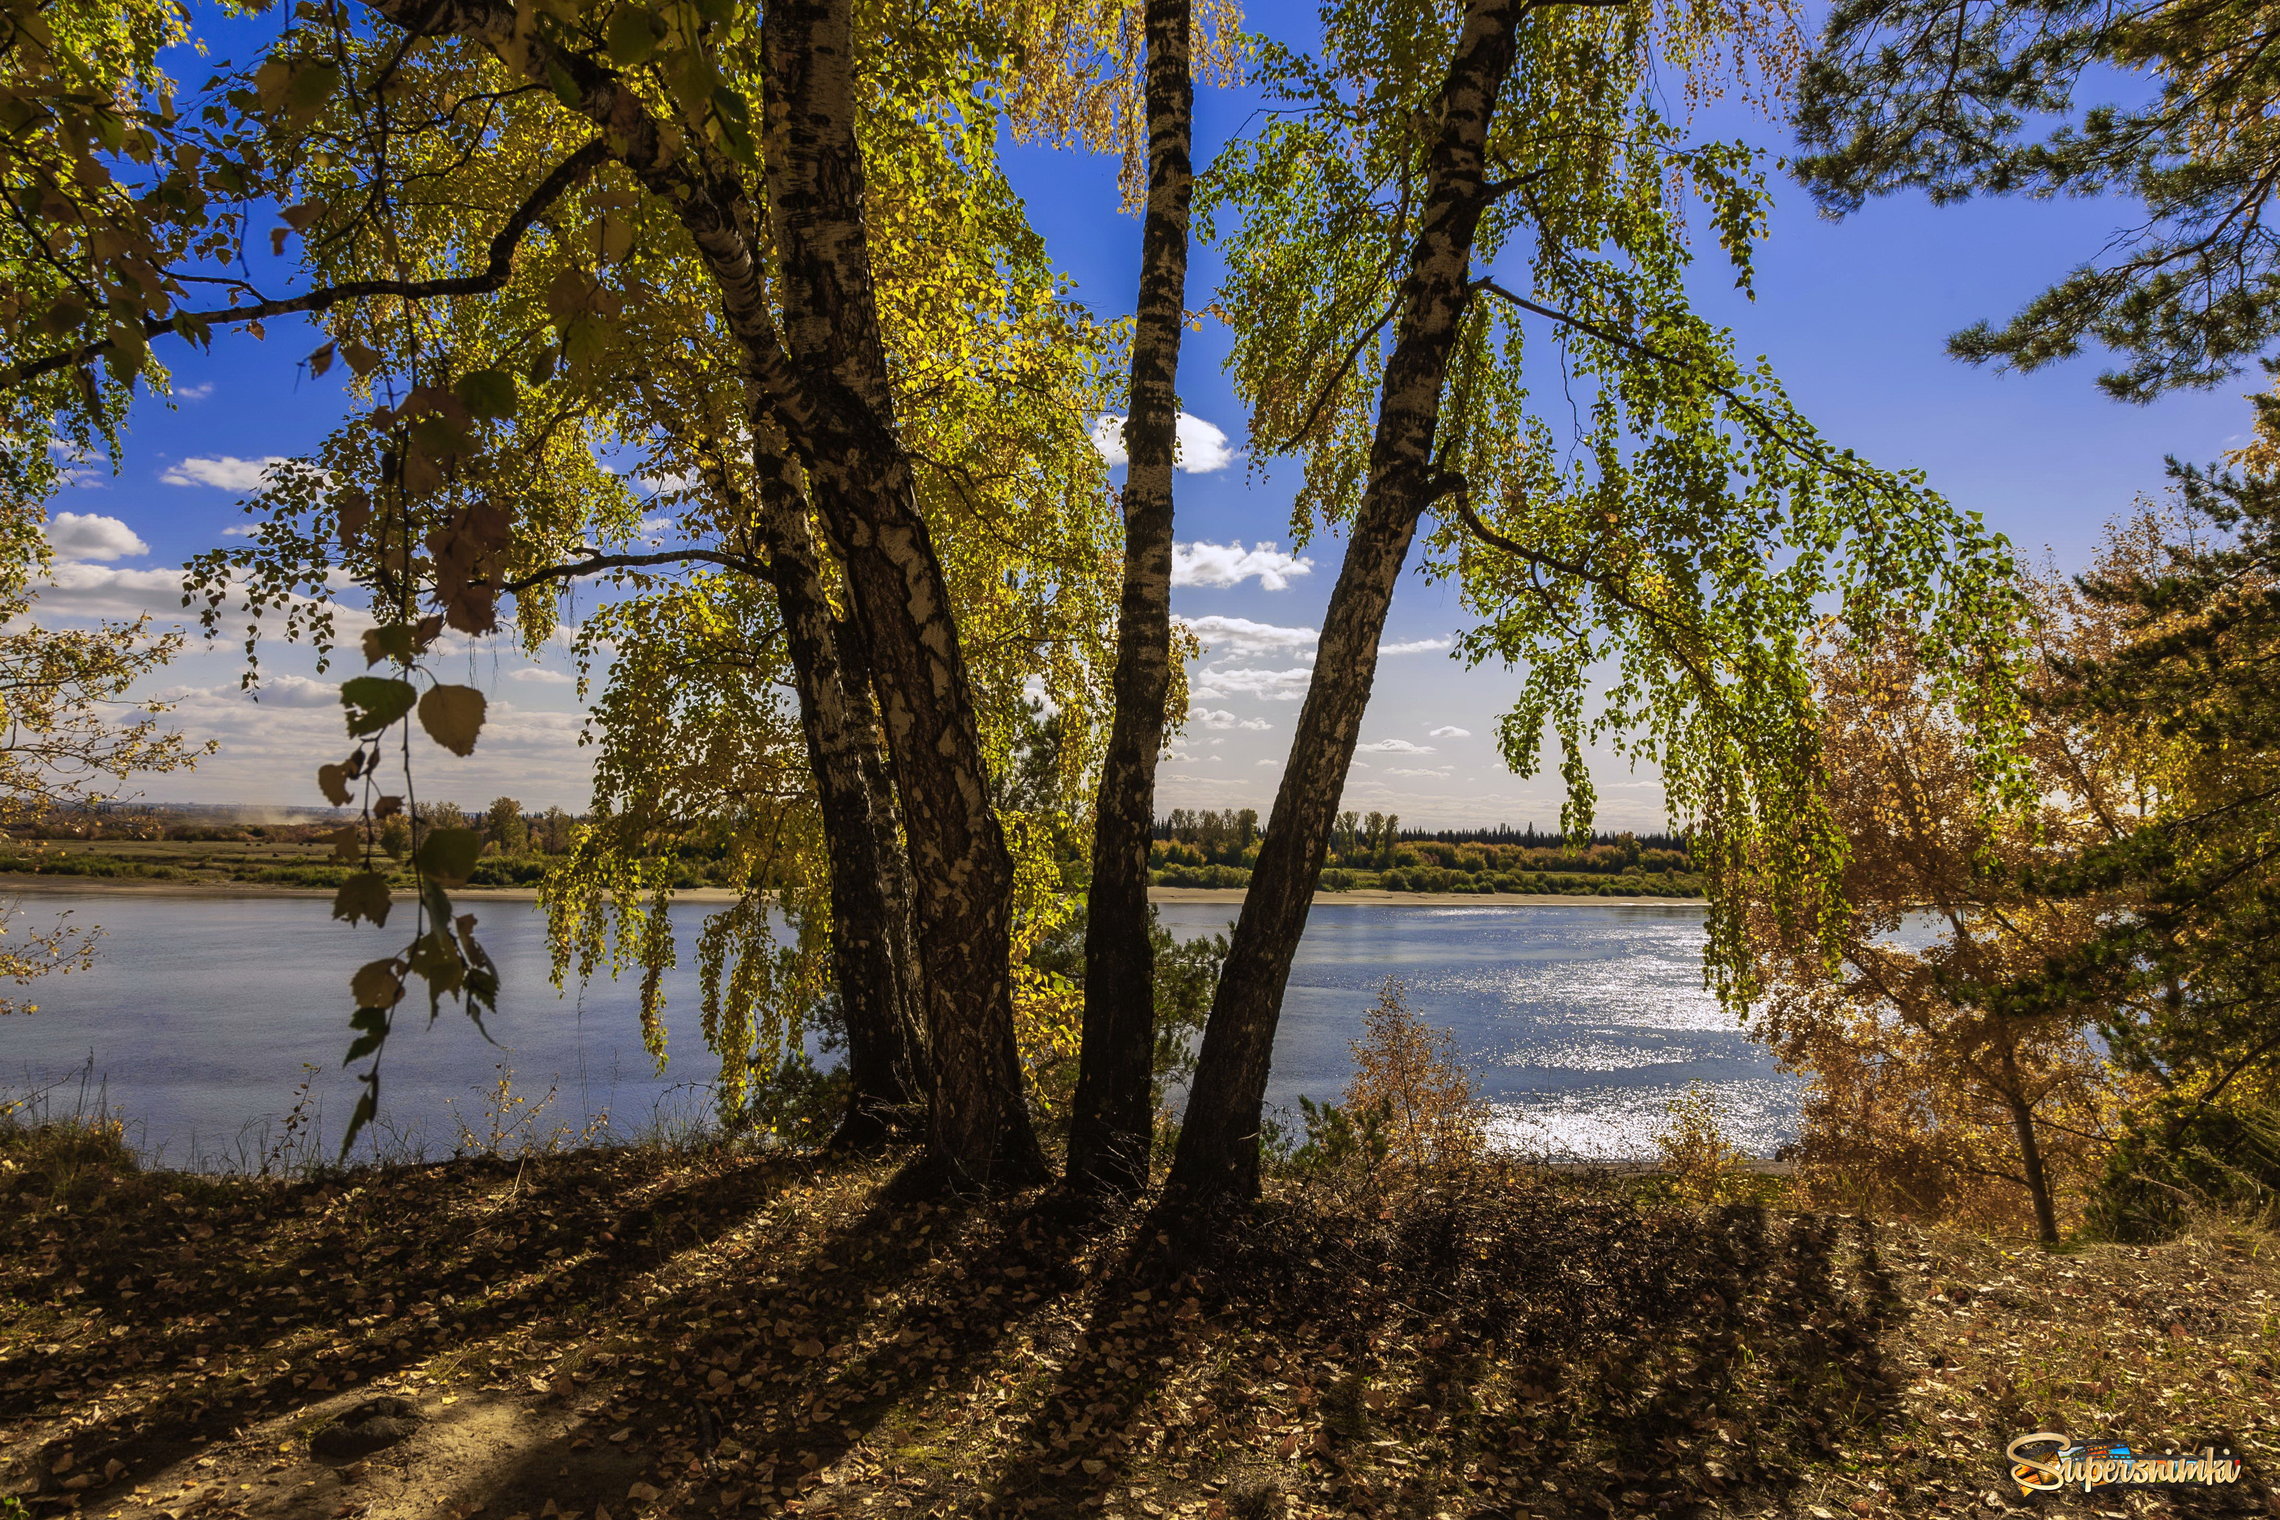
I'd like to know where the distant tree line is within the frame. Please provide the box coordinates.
[1151,809,1699,896]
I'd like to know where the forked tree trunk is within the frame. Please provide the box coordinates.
[761,0,1046,1186]
[1067,0,1196,1198]
[736,442,928,1147]
[1161,0,1529,1220]
[362,0,1046,1186]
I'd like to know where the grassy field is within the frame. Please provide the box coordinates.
[2,1123,2274,1519]
[0,838,553,889]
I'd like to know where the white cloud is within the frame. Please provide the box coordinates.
[1428,725,1471,739]
[1384,766,1453,778]
[28,563,192,621]
[1358,738,1436,755]
[24,563,378,650]
[1171,541,1314,591]
[247,674,341,708]
[1382,637,1454,655]
[1177,615,1318,660]
[45,512,147,562]
[130,681,597,807]
[1187,707,1272,733]
[159,455,286,491]
[173,382,215,401]
[510,667,576,686]
[1088,412,1240,474]
[1176,414,1239,473]
[1255,758,1278,767]
[219,525,259,538]
[1192,665,1313,701]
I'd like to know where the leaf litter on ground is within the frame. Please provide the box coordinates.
[0,1127,2273,1519]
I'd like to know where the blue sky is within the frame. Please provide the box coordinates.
[29,2,2255,824]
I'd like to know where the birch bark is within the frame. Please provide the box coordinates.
[1068,0,1196,1198]
[1163,0,1531,1216]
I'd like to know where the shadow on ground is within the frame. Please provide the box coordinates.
[3,1144,1935,1519]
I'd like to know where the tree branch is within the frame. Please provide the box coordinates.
[3,139,613,390]
[503,547,767,594]
[1471,276,1906,501]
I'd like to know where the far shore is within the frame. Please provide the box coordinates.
[0,872,1702,910]
[1149,886,1701,907]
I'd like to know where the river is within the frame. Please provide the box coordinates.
[0,890,1796,1167]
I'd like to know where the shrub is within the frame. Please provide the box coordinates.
[2086,1100,2280,1242]
[1343,977,1485,1170]
[1654,1082,1749,1206]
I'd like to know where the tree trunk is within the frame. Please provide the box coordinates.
[761,0,1046,1186]
[735,440,928,1148]
[1161,0,1529,1220]
[1997,1044,2061,1244]
[1067,0,1195,1198]
[361,0,1046,1185]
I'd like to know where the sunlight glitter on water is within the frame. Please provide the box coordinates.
[1486,1076,1800,1161]
[1156,900,1803,1162]
[1493,1039,1716,1072]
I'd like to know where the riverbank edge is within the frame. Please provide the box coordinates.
[0,872,1703,909]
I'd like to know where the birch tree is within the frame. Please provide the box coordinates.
[1067,0,1199,1197]
[1162,0,2024,1220]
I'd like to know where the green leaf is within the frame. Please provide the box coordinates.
[452,368,517,421]
[545,268,597,323]
[415,827,483,888]
[407,414,474,462]
[361,624,414,667]
[545,60,583,107]
[284,61,339,120]
[607,6,658,66]
[332,871,393,927]
[341,676,416,735]
[417,684,486,756]
[340,1072,380,1157]
[343,1007,389,1064]
[401,447,443,495]
[407,926,466,997]
[351,959,404,1010]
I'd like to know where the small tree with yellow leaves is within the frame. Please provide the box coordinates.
[1343,977,1486,1173]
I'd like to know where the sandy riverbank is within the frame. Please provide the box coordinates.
[0,873,1704,909]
